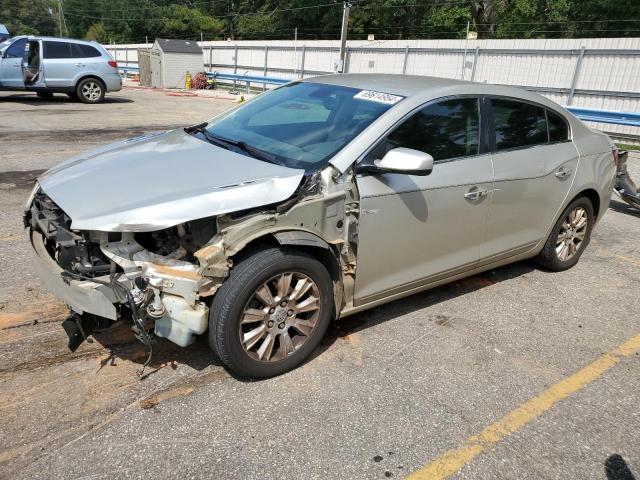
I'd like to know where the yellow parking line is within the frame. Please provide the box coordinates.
[407,333,640,480]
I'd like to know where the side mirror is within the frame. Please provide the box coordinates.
[357,147,434,176]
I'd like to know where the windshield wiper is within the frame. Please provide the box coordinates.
[185,123,284,166]
[209,134,284,166]
[184,122,232,150]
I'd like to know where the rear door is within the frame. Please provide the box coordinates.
[0,37,27,87]
[482,98,578,260]
[354,97,494,304]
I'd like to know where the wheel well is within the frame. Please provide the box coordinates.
[230,233,343,316]
[75,75,105,91]
[576,188,600,218]
[232,233,342,284]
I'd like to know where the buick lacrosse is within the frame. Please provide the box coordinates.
[25,74,617,378]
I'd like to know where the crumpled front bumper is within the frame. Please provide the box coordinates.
[29,229,118,320]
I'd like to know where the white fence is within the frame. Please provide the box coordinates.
[107,38,640,143]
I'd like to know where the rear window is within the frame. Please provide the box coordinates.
[71,43,101,58]
[547,110,570,142]
[43,41,71,59]
[492,99,547,151]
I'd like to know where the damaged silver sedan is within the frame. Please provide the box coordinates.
[25,74,617,378]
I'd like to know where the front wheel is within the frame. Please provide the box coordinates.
[209,248,334,378]
[536,196,594,271]
[76,78,105,104]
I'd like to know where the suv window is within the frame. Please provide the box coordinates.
[492,99,547,150]
[71,43,101,58]
[43,41,72,59]
[383,98,480,161]
[547,110,569,142]
[5,38,27,58]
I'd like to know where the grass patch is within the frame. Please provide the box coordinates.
[616,143,640,152]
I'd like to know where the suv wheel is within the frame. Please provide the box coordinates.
[209,248,333,378]
[76,78,105,104]
[536,196,594,271]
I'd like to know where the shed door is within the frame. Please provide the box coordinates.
[150,50,162,88]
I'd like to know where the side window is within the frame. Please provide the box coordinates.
[492,99,547,150]
[5,38,27,58]
[43,41,72,59]
[71,44,101,58]
[383,98,480,161]
[547,110,569,142]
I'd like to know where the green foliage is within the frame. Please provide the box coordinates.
[2,0,640,43]
[0,0,57,36]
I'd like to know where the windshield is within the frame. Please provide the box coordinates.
[205,82,400,172]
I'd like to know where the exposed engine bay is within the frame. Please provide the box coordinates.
[24,167,359,376]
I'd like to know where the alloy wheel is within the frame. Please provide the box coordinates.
[239,272,321,362]
[81,82,102,102]
[556,206,588,261]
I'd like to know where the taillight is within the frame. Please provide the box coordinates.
[108,60,118,69]
[612,146,619,168]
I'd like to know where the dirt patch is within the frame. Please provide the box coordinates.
[0,169,45,190]
[139,368,229,409]
[0,125,185,144]
[0,302,68,330]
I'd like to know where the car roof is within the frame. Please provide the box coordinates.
[17,35,102,47]
[304,73,473,97]
[303,73,560,108]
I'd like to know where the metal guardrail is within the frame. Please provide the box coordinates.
[565,107,640,127]
[207,72,289,92]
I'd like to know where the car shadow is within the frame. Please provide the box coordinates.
[605,454,637,480]
[91,321,223,379]
[313,260,537,361]
[0,93,133,105]
[88,259,537,381]
[609,198,640,218]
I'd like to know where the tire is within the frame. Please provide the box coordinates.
[36,92,54,99]
[536,196,594,271]
[209,248,333,379]
[76,78,105,104]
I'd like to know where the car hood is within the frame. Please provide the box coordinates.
[37,129,305,232]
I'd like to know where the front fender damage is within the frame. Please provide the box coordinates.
[41,165,359,360]
[193,166,360,318]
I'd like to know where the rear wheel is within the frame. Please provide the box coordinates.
[536,196,594,271]
[36,92,54,99]
[209,248,333,378]
[76,78,105,104]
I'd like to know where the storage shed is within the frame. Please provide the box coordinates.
[149,38,203,89]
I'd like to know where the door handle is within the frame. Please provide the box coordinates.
[464,189,489,200]
[75,63,86,67]
[555,168,574,178]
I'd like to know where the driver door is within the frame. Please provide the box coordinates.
[353,97,494,305]
[0,37,27,88]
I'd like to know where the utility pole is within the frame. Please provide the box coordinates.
[58,0,63,37]
[337,1,351,73]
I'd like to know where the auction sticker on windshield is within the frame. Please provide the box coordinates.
[354,90,404,105]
